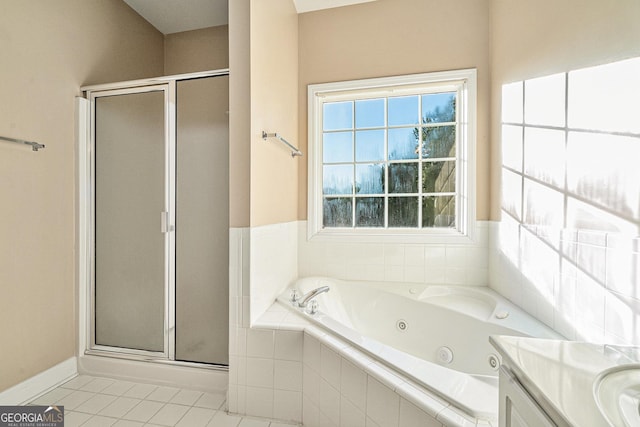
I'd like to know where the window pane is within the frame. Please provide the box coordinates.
[355,98,385,128]
[388,197,418,227]
[422,125,456,158]
[423,161,455,193]
[389,163,419,194]
[323,164,353,195]
[323,198,353,227]
[422,92,456,123]
[355,129,385,162]
[388,128,419,160]
[323,131,353,163]
[323,101,353,131]
[423,196,455,228]
[388,95,419,126]
[355,197,384,227]
[356,163,384,194]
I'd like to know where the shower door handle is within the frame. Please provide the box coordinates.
[160,211,174,233]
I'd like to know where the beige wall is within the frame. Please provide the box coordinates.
[0,1,163,392]
[164,25,229,75]
[298,0,491,221]
[489,0,640,219]
[249,0,299,226]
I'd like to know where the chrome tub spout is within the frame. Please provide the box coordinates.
[297,285,330,308]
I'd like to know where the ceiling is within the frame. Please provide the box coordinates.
[123,0,229,35]
[124,0,376,35]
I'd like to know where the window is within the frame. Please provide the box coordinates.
[308,69,476,242]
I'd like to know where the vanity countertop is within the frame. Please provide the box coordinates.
[490,335,639,427]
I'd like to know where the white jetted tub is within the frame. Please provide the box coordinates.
[277,277,563,422]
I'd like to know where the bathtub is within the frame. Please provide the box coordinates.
[277,276,563,423]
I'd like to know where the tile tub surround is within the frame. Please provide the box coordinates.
[229,226,305,423]
[29,375,297,427]
[228,326,306,422]
[298,221,491,287]
[237,302,494,427]
[489,221,640,345]
[300,326,486,427]
[229,221,494,423]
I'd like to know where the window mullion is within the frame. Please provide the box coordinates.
[418,96,423,229]
[384,100,389,229]
[310,69,476,239]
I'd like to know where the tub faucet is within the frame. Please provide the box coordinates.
[297,286,330,308]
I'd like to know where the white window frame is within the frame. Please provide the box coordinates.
[307,69,477,244]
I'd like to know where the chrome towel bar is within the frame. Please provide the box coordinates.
[262,131,302,158]
[0,135,45,151]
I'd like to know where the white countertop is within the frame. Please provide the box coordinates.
[490,336,639,427]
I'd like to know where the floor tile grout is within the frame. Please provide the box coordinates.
[30,375,300,427]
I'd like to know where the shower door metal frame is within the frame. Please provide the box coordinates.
[79,69,230,365]
[87,82,176,361]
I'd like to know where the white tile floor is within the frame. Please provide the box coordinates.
[29,375,298,427]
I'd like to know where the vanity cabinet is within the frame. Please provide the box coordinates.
[499,367,556,427]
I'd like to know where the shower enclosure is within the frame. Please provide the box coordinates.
[80,70,229,367]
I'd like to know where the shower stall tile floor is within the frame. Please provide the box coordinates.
[29,375,297,427]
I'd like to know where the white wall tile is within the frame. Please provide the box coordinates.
[304,334,322,374]
[445,247,467,268]
[575,270,606,329]
[320,412,339,427]
[274,360,302,392]
[606,248,639,299]
[273,390,302,422]
[403,265,425,283]
[250,221,298,323]
[302,395,320,427]
[424,247,446,268]
[384,245,405,265]
[236,328,247,357]
[245,358,273,388]
[399,398,442,427]
[424,268,446,284]
[445,268,466,285]
[384,265,405,282]
[340,396,365,427]
[274,330,303,361]
[320,346,342,391]
[246,329,274,359]
[303,364,320,403]
[244,386,273,419]
[236,385,246,415]
[605,293,640,345]
[338,358,366,412]
[365,416,382,427]
[319,379,341,426]
[298,220,491,286]
[365,377,399,427]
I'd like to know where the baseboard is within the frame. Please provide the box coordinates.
[78,355,228,393]
[0,357,78,405]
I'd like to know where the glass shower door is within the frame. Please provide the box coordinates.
[175,76,229,365]
[93,87,168,354]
